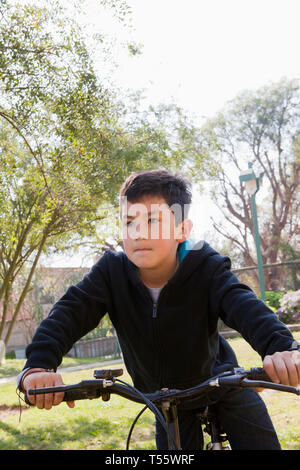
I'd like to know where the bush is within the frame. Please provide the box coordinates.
[266,301,277,314]
[5,351,16,359]
[264,291,284,309]
[277,289,300,324]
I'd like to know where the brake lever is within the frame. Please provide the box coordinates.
[209,371,300,396]
[240,378,300,395]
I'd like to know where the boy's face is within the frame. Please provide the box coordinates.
[121,195,192,270]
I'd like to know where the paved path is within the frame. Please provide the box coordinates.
[0,358,124,386]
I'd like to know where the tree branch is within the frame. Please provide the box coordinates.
[0,111,53,199]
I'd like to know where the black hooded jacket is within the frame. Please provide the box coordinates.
[23,241,295,392]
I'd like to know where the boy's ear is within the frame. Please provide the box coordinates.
[175,219,193,243]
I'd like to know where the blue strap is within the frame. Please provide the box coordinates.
[177,239,196,263]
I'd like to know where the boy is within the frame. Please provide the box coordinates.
[18,169,300,450]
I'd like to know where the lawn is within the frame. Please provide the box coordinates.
[0,332,299,450]
[0,355,120,379]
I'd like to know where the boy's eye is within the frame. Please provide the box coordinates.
[125,217,159,226]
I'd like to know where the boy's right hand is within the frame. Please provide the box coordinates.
[23,371,75,410]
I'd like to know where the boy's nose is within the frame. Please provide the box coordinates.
[124,221,149,240]
[135,223,149,239]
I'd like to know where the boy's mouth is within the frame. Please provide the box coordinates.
[134,248,152,252]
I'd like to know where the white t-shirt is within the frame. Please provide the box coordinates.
[145,286,163,304]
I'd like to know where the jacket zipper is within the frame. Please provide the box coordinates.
[150,285,167,318]
[150,288,168,387]
[140,282,166,318]
[152,303,158,318]
[140,283,166,386]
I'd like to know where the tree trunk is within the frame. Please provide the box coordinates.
[4,229,49,347]
[0,281,12,339]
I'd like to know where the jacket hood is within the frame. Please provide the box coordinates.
[123,240,221,287]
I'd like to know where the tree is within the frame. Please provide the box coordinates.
[0,1,121,348]
[192,78,300,291]
[0,1,201,352]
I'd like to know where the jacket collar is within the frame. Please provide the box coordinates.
[125,240,211,287]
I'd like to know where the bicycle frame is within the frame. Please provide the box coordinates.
[154,392,230,450]
[197,406,230,450]
[161,402,230,450]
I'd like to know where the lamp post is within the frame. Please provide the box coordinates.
[239,162,266,302]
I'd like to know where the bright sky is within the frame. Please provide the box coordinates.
[95,0,300,118]
[43,0,300,266]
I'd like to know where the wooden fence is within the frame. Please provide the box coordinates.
[69,335,121,359]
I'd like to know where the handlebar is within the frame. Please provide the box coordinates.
[24,366,300,407]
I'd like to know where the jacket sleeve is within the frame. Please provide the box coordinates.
[209,256,295,359]
[23,253,111,371]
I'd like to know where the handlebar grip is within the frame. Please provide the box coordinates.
[62,388,101,402]
[247,367,271,382]
[26,383,102,405]
[24,388,98,405]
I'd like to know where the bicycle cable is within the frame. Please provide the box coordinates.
[115,378,180,450]
[126,405,148,450]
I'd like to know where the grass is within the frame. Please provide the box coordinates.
[0,332,299,450]
[0,366,154,450]
[0,355,121,379]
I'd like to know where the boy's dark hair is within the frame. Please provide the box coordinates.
[119,169,192,224]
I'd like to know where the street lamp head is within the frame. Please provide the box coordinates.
[239,162,263,196]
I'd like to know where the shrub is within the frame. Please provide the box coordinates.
[277,289,300,324]
[266,301,277,314]
[265,291,284,309]
[5,351,16,359]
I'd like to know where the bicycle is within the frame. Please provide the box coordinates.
[24,366,300,451]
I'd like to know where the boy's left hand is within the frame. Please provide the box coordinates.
[263,350,300,387]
